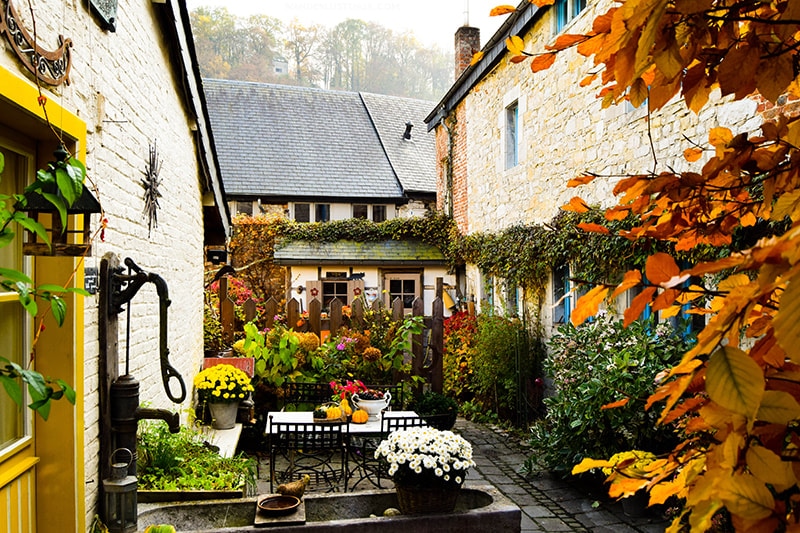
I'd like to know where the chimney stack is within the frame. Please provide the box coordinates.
[454,26,480,79]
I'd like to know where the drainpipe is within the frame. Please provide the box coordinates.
[439,116,455,218]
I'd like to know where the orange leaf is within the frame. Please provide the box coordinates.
[531,53,556,72]
[562,196,590,213]
[568,175,596,187]
[652,288,680,312]
[579,73,598,87]
[624,286,657,326]
[601,398,630,410]
[546,34,587,51]
[611,270,642,299]
[571,285,609,325]
[529,0,556,6]
[510,55,528,64]
[577,222,610,234]
[605,206,630,221]
[645,252,680,285]
[470,51,484,66]
[489,5,516,16]
[684,147,704,162]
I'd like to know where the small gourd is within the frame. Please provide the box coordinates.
[340,398,353,416]
[313,407,327,419]
[326,405,343,419]
[351,409,369,424]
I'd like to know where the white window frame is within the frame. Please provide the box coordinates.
[498,86,526,172]
[554,0,588,34]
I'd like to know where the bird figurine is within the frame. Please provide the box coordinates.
[276,474,310,499]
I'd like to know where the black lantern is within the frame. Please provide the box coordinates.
[17,147,101,256]
[102,448,137,533]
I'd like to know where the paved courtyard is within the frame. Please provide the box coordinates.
[252,417,670,532]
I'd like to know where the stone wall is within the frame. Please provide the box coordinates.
[0,0,207,526]
[439,0,764,320]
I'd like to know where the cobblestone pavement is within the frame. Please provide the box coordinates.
[453,418,669,533]
[253,418,670,532]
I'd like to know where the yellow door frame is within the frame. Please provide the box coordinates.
[0,64,87,533]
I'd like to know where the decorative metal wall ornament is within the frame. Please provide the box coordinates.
[0,0,73,86]
[141,142,162,238]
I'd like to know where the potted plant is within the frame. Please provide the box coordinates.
[573,449,657,517]
[193,363,254,429]
[374,426,476,514]
[410,391,459,430]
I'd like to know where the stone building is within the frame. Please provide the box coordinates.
[425,0,762,330]
[204,80,455,313]
[0,0,227,530]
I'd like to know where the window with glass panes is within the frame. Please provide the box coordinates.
[554,0,587,32]
[386,274,419,309]
[372,205,386,222]
[0,145,30,453]
[322,281,349,307]
[353,204,368,219]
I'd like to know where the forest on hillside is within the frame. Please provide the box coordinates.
[189,7,453,101]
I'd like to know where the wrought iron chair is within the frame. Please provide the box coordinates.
[281,382,333,411]
[347,412,427,491]
[362,383,405,410]
[268,416,349,493]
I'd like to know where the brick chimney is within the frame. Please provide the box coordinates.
[454,26,480,79]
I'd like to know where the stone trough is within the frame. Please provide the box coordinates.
[138,485,520,532]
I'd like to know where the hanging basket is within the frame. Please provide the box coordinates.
[395,483,461,514]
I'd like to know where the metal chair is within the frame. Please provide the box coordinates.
[362,383,405,410]
[268,416,349,493]
[281,382,333,411]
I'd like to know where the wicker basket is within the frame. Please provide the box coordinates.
[395,483,460,514]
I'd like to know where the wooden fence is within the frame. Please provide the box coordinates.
[216,276,445,392]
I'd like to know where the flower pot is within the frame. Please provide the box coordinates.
[208,401,239,429]
[395,482,461,514]
[352,392,391,421]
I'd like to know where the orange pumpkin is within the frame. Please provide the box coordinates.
[351,409,369,424]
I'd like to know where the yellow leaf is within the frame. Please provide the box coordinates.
[489,5,516,16]
[571,285,609,325]
[706,346,764,418]
[722,473,775,520]
[506,35,525,56]
[787,120,800,149]
[650,479,684,505]
[739,211,757,227]
[470,51,484,66]
[572,457,613,474]
[709,127,734,157]
[660,305,682,319]
[771,189,800,221]
[773,271,800,362]
[756,390,800,425]
[746,445,797,491]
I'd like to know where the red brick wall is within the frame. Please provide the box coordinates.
[435,103,470,235]
[454,26,480,80]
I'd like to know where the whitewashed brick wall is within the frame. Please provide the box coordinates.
[0,0,207,525]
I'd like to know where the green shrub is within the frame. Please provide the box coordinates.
[137,422,256,492]
[471,315,538,422]
[527,314,693,474]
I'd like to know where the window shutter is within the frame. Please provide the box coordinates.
[306,280,322,304]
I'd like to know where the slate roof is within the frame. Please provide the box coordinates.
[202,79,436,200]
[273,240,446,266]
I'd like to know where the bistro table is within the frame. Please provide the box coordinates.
[266,410,422,491]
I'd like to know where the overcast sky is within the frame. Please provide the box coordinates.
[184,0,507,51]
